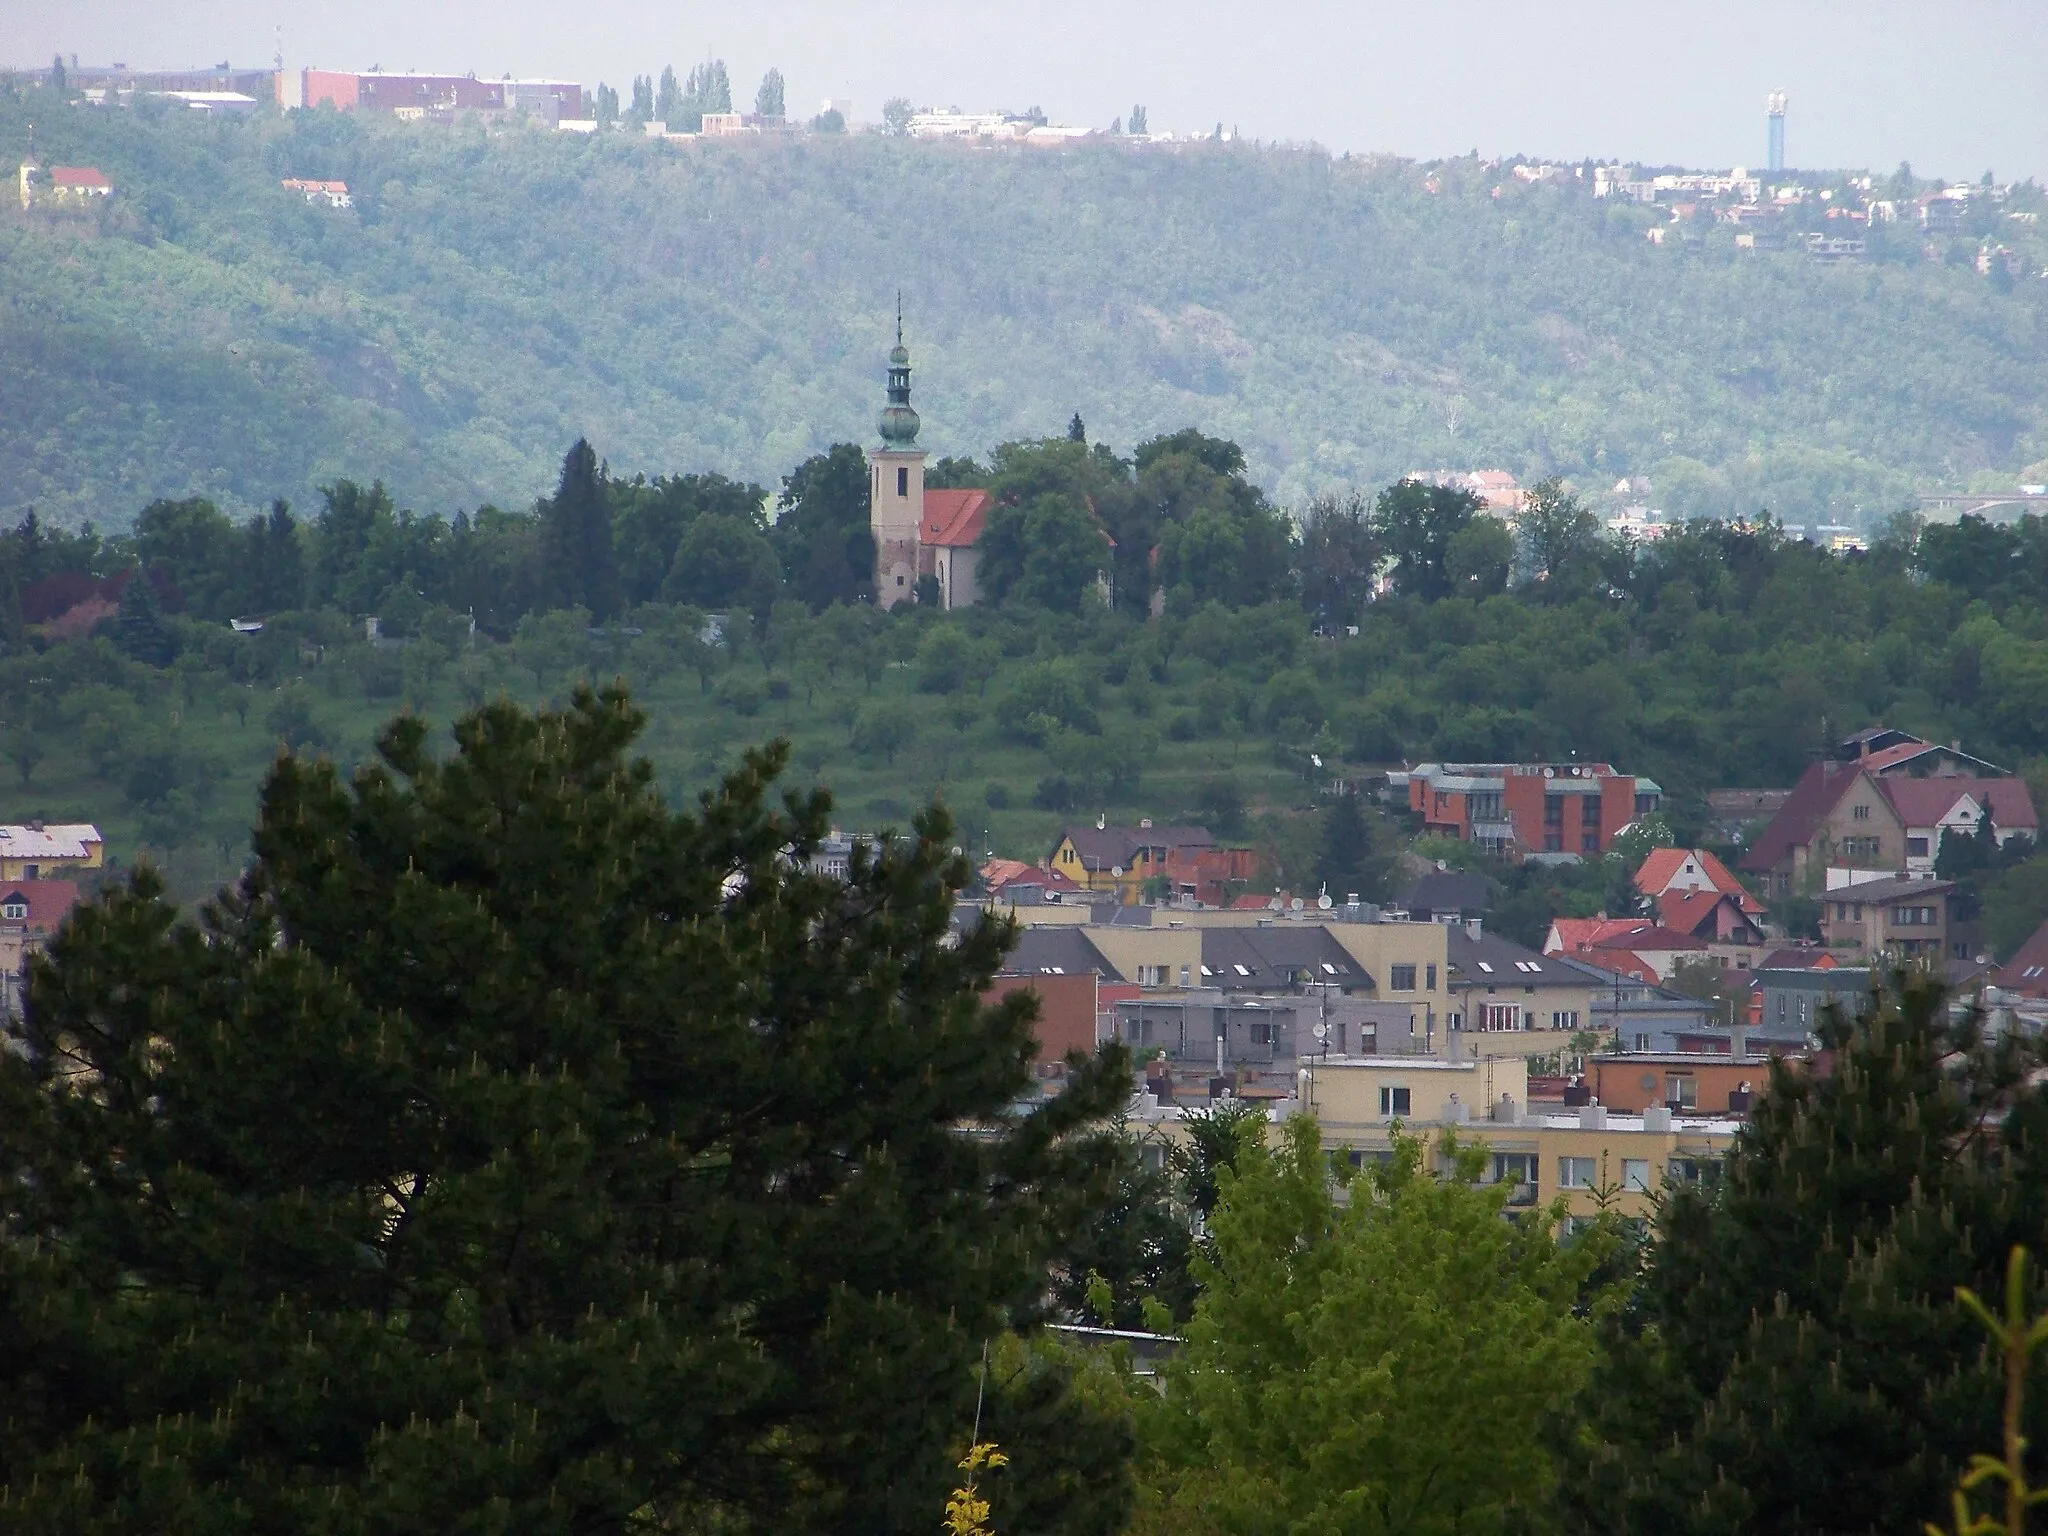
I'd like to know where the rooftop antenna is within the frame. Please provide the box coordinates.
[895,288,903,346]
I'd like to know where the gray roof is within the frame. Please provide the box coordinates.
[1824,876,1954,904]
[1199,926,1367,990]
[1056,823,1214,872]
[1398,871,1494,917]
[1001,927,1126,982]
[1445,926,1580,991]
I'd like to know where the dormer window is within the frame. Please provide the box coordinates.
[1,899,26,921]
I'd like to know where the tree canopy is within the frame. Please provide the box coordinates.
[0,685,1135,1532]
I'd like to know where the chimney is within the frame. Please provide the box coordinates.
[1464,917,1482,940]
[1139,817,1152,829]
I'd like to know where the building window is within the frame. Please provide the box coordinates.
[1379,1085,1411,1117]
[1668,1156,1723,1187]
[1581,796,1601,825]
[1621,1158,1651,1193]
[1544,833,1562,853]
[1179,965,1191,987]
[1425,963,1437,990]
[1552,1009,1581,1031]
[1544,795,1565,825]
[1559,1156,1596,1189]
[1842,837,1881,863]
[1582,832,1600,853]
[1852,803,1870,821]
[1906,836,1929,857]
[1249,1020,1271,1045]
[1491,1152,1536,1190]
[1632,1032,1651,1052]
[1482,1002,1521,1031]
[0,900,23,920]
[1390,964,1417,991]
[1634,792,1660,814]
[1666,1073,1697,1107]
[896,466,909,496]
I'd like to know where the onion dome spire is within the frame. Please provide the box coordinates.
[877,293,921,447]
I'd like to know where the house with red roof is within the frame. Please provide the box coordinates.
[2000,919,2048,999]
[921,488,990,610]
[1635,847,1763,915]
[47,166,113,204]
[1740,729,2027,896]
[1542,917,1708,983]
[0,879,80,1015]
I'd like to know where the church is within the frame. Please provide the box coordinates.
[866,320,991,611]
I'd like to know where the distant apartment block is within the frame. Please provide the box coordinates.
[301,70,582,123]
[39,62,283,104]
[1396,762,1662,860]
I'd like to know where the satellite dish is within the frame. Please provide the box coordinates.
[1317,894,1334,910]
[1111,865,1124,877]
[1313,1022,1328,1042]
[1543,766,1556,778]
[1268,897,1284,911]
[1290,897,1305,912]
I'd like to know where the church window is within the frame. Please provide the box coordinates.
[897,467,909,496]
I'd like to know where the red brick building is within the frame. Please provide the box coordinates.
[1401,762,1663,859]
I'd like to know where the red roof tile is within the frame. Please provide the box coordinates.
[1635,847,1763,913]
[1879,776,2037,832]
[2000,918,2048,995]
[0,879,80,932]
[1740,760,1861,873]
[50,167,112,189]
[922,488,989,548]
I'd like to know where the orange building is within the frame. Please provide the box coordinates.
[1402,762,1663,859]
[1590,1051,1809,1114]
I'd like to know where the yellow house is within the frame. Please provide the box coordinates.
[1046,821,1256,905]
[0,823,103,882]
[1301,1054,1738,1221]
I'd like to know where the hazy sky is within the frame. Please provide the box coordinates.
[9,0,2047,180]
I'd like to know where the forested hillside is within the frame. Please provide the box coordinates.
[4,84,2047,529]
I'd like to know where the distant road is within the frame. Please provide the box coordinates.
[1917,491,2048,519]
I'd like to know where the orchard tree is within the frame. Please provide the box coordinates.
[0,685,1136,1534]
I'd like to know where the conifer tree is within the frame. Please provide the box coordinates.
[1314,788,1381,902]
[541,437,619,619]
[756,67,785,119]
[0,686,1137,1533]
[1562,972,2048,1536]
[111,566,174,665]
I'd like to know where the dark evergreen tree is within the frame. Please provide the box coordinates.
[1049,1134,1198,1328]
[111,566,174,665]
[309,477,394,611]
[1313,788,1381,902]
[1068,413,1087,443]
[541,438,620,619]
[1562,972,2048,1536]
[0,686,1136,1533]
[755,68,785,119]
[245,498,304,614]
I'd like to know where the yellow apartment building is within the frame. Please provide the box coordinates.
[1299,1054,1739,1221]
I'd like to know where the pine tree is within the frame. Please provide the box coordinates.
[756,67,785,119]
[1068,413,1087,443]
[111,566,174,665]
[542,438,619,619]
[1562,972,2048,1536]
[656,63,680,125]
[1313,789,1380,902]
[0,685,1137,1532]
[1129,104,1147,136]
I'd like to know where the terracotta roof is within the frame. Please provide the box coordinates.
[1879,776,2038,832]
[1547,917,1706,955]
[0,879,80,932]
[922,488,989,548]
[50,166,112,188]
[2000,918,2048,995]
[1755,946,1841,970]
[1656,889,1748,937]
[1635,847,1763,913]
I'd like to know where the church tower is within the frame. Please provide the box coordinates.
[868,305,926,608]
